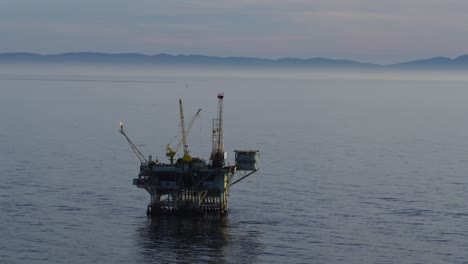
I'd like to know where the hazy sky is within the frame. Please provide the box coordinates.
[2,0,468,64]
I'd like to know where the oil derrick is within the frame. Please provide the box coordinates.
[211,93,225,168]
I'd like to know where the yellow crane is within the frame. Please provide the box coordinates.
[165,100,201,164]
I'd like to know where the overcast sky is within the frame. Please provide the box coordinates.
[1,0,468,64]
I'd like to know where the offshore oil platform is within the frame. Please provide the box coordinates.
[119,93,259,216]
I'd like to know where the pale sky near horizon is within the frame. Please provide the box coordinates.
[1,0,468,64]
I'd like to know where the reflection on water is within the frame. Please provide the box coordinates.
[135,216,261,263]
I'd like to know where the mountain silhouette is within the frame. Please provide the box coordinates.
[1,52,468,69]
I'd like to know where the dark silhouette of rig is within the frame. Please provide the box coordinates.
[120,93,259,216]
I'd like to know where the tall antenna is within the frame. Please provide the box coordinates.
[211,93,225,168]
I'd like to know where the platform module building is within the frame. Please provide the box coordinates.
[119,93,259,216]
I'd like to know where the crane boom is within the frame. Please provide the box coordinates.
[166,108,201,164]
[119,122,148,164]
[179,99,192,162]
[173,109,201,153]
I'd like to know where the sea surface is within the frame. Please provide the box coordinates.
[2,64,468,263]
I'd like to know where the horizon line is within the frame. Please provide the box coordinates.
[1,51,467,67]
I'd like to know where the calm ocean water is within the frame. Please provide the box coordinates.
[2,65,468,263]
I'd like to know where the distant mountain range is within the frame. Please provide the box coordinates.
[1,52,468,69]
